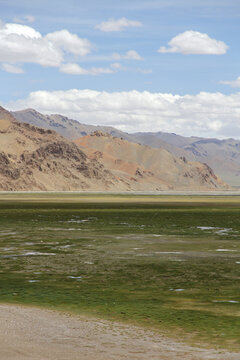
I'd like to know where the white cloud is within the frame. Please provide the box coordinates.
[6,89,240,138]
[110,63,124,70]
[2,63,24,74]
[13,15,35,24]
[0,21,93,68]
[112,50,143,61]
[95,17,143,32]
[158,30,228,55]
[3,23,41,38]
[137,68,152,74]
[60,63,114,75]
[0,23,62,67]
[220,76,240,88]
[45,30,92,56]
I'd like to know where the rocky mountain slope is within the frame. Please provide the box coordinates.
[0,106,229,191]
[131,132,240,187]
[12,108,240,186]
[75,132,228,191]
[0,107,123,191]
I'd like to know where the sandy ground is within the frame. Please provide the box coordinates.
[0,304,239,360]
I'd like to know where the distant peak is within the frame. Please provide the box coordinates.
[14,108,38,114]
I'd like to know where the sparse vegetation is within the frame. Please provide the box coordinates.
[0,193,239,350]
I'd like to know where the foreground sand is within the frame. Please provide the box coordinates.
[0,304,239,360]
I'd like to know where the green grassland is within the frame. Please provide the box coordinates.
[0,193,239,350]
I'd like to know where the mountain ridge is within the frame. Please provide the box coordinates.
[74,131,228,191]
[12,108,240,186]
[0,106,228,191]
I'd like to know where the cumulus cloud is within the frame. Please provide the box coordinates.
[60,63,115,75]
[45,30,92,56]
[13,15,35,24]
[95,17,142,32]
[2,63,24,74]
[0,20,145,76]
[0,21,93,69]
[220,76,240,88]
[112,50,143,61]
[110,63,125,70]
[158,30,228,55]
[0,23,62,67]
[6,89,240,138]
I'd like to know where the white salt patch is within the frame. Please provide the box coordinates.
[0,255,17,259]
[169,288,185,292]
[68,219,89,223]
[155,251,182,254]
[197,226,219,230]
[215,228,232,235]
[84,261,94,265]
[216,249,237,252]
[212,300,239,304]
[45,228,81,233]
[175,289,185,292]
[152,234,162,237]
[67,276,82,280]
[59,245,72,249]
[3,247,16,251]
[197,226,233,234]
[236,261,240,264]
[136,254,152,257]
[28,280,39,283]
[23,252,56,256]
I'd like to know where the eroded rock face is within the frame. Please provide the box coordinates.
[74,132,230,191]
[0,107,120,191]
[0,152,20,180]
[0,106,230,191]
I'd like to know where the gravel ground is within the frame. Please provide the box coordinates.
[0,304,239,360]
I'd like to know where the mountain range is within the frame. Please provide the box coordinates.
[12,108,240,187]
[0,106,227,191]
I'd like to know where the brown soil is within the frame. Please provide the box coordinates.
[0,304,239,360]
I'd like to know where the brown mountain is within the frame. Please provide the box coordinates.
[0,106,229,191]
[12,108,240,187]
[74,132,229,191]
[131,132,240,187]
[0,106,123,191]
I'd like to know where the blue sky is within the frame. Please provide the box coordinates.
[1,0,240,137]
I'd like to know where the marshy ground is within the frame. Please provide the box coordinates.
[0,193,239,355]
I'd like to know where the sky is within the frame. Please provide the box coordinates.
[1,0,240,138]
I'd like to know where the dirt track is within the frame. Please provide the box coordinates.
[0,304,239,360]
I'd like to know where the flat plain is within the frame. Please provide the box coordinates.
[0,193,239,353]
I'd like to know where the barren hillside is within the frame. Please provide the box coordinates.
[75,132,229,191]
[0,107,120,191]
